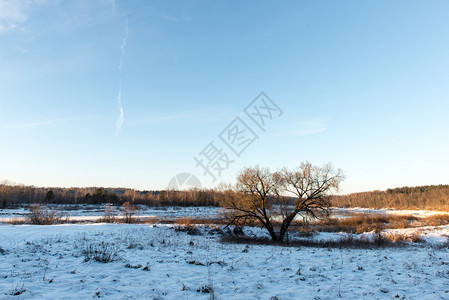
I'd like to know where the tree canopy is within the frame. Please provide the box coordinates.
[220,162,344,242]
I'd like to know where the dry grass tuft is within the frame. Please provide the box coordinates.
[82,241,119,263]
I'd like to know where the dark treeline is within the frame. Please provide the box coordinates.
[3,182,449,210]
[332,184,449,210]
[0,183,219,208]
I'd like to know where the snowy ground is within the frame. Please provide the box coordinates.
[2,205,448,224]
[0,205,219,223]
[1,223,449,299]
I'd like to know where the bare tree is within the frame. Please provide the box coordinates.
[219,167,282,240]
[219,162,344,242]
[121,201,137,223]
[276,162,344,241]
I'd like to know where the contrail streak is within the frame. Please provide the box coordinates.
[116,86,124,135]
[118,17,128,72]
[116,15,128,135]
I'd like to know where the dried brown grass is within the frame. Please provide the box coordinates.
[28,205,68,225]
[290,213,449,234]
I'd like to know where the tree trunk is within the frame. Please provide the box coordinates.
[278,212,297,242]
[265,221,279,242]
[269,230,279,242]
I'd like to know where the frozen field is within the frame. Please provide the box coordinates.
[1,223,449,299]
[0,205,219,223]
[2,205,448,224]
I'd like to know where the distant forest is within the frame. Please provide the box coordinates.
[332,185,449,210]
[1,182,448,210]
[0,183,218,208]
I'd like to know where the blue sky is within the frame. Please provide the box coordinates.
[1,0,448,193]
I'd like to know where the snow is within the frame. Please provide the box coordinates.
[1,223,449,299]
[384,225,449,245]
[2,206,448,224]
[0,205,219,223]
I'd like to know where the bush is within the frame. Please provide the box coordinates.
[294,214,421,234]
[100,204,117,223]
[174,218,202,235]
[121,201,138,223]
[28,205,67,225]
[383,232,425,243]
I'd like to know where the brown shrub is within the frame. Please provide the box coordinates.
[121,201,138,223]
[303,214,420,234]
[421,214,449,226]
[383,232,425,243]
[100,204,117,223]
[28,205,67,225]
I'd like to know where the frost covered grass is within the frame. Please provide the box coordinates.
[221,232,423,248]
[1,223,449,299]
[0,205,219,224]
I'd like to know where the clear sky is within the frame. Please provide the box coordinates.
[1,0,448,194]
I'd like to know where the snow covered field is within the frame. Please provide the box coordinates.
[2,205,448,224]
[0,205,219,223]
[1,223,449,299]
